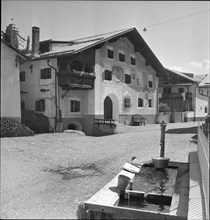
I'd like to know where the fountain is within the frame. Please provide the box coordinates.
[77,121,189,219]
[152,120,170,169]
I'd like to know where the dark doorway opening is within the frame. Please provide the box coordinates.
[104,96,113,120]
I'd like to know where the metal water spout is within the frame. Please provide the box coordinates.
[152,120,170,169]
[160,121,167,157]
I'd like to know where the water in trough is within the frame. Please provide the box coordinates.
[115,165,178,213]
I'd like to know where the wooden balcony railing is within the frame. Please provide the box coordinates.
[58,70,95,90]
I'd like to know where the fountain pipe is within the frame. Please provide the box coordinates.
[160,121,166,157]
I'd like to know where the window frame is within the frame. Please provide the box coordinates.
[148,80,153,88]
[148,98,153,108]
[178,88,184,93]
[125,74,131,84]
[104,70,112,81]
[138,98,144,108]
[20,71,26,81]
[40,68,51,79]
[35,99,45,112]
[130,55,136,65]
[119,51,125,62]
[69,98,81,113]
[107,47,114,59]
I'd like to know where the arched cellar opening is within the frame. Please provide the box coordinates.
[67,121,83,131]
[68,124,76,130]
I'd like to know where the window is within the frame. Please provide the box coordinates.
[178,88,184,93]
[163,87,171,93]
[104,70,112,81]
[35,100,45,112]
[119,52,125,62]
[20,71,25,81]
[131,56,136,65]
[148,80,153,88]
[205,106,207,113]
[148,99,152,108]
[70,100,80,112]
[40,68,51,79]
[107,48,114,59]
[125,74,131,84]
[138,98,143,107]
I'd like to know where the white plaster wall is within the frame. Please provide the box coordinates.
[195,88,208,118]
[20,58,57,119]
[1,42,21,121]
[96,37,158,119]
[60,89,84,118]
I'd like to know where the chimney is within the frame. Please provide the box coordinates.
[31,26,40,56]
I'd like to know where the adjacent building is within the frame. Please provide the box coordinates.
[1,32,27,122]
[159,68,208,122]
[20,27,167,135]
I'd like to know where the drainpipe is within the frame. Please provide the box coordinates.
[47,59,59,130]
[156,78,159,123]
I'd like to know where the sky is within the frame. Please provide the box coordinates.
[2,1,210,75]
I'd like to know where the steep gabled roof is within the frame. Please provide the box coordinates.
[33,27,167,77]
[166,68,200,83]
[199,73,210,88]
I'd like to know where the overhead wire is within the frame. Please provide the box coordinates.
[143,9,210,31]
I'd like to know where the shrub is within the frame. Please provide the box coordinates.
[0,118,34,137]
[21,110,50,134]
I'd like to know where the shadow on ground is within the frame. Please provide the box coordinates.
[166,126,198,134]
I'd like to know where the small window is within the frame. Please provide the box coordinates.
[40,68,51,79]
[138,98,143,107]
[178,88,184,93]
[205,106,207,113]
[148,80,153,88]
[131,56,136,65]
[104,70,112,81]
[20,71,25,81]
[107,48,114,59]
[70,100,80,112]
[35,100,45,112]
[125,74,131,84]
[148,99,152,108]
[163,87,171,93]
[119,52,125,62]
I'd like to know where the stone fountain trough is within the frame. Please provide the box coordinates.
[77,160,189,220]
[77,122,190,219]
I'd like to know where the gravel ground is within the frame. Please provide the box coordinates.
[0,122,198,219]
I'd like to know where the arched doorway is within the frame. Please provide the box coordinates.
[104,96,113,120]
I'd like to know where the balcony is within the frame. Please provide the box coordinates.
[58,70,95,90]
[162,93,183,99]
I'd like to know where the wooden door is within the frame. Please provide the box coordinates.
[104,96,113,120]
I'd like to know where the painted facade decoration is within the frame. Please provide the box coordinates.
[159,68,208,122]
[1,39,27,122]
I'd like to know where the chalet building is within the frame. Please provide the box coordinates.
[20,26,168,135]
[159,68,208,122]
[1,31,27,123]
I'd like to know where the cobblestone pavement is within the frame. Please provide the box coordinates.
[1,122,198,219]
